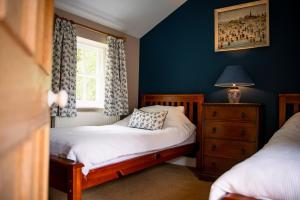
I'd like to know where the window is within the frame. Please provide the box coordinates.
[76,37,107,108]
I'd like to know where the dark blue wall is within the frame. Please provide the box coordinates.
[139,0,300,143]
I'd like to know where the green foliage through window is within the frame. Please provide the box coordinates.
[75,37,106,108]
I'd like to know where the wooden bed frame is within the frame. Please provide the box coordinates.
[49,94,204,200]
[222,93,300,200]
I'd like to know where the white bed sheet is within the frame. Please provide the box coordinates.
[89,131,196,170]
[209,112,300,200]
[50,108,196,175]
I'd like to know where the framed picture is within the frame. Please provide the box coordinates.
[214,0,269,52]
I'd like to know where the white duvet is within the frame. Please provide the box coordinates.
[50,106,195,175]
[210,112,300,200]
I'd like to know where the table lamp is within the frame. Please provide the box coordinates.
[214,65,254,103]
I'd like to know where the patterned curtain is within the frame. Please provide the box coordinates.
[104,36,129,116]
[50,17,77,117]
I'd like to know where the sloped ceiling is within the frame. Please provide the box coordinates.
[55,0,187,38]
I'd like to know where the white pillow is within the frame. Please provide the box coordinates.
[128,109,168,130]
[140,105,185,113]
[116,105,195,134]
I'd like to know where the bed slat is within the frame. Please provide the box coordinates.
[183,102,188,115]
[140,94,204,130]
[294,104,299,113]
[189,101,194,122]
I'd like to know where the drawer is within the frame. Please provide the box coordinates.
[204,139,257,159]
[205,106,257,121]
[204,121,257,142]
[203,156,240,175]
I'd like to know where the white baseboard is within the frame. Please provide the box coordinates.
[167,156,196,168]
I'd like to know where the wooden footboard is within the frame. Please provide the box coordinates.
[50,156,84,200]
[50,143,196,200]
[222,194,256,200]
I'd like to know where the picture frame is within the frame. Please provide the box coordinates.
[214,0,269,52]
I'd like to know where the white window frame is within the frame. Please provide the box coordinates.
[76,36,107,109]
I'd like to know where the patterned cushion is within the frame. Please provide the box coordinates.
[128,109,168,130]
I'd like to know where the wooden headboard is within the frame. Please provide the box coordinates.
[140,94,204,131]
[279,94,300,128]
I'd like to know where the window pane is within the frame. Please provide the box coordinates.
[86,78,96,101]
[77,46,97,74]
[85,49,97,74]
[77,48,85,73]
[76,37,107,108]
[76,76,84,100]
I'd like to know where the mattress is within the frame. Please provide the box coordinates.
[89,131,196,170]
[50,107,196,175]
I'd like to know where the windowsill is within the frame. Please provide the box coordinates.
[77,107,104,112]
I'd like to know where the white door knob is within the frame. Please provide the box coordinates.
[48,90,68,108]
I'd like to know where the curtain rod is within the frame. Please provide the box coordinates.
[55,14,126,41]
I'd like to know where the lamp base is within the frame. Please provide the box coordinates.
[227,87,241,103]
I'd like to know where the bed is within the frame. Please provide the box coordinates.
[210,94,300,200]
[49,94,204,200]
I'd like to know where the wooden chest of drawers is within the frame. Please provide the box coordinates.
[199,103,261,180]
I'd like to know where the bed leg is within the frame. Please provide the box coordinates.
[67,167,82,200]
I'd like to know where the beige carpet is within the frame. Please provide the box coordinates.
[49,164,212,200]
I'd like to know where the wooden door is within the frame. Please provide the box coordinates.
[0,0,53,199]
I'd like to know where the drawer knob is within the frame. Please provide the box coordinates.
[241,112,246,119]
[212,111,217,117]
[241,148,246,155]
[212,127,217,133]
[211,145,217,151]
